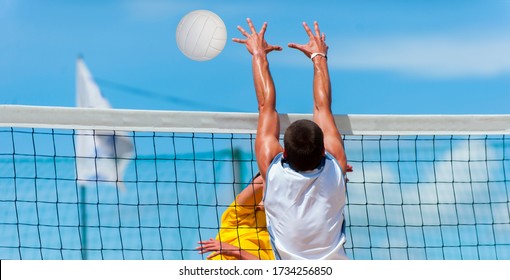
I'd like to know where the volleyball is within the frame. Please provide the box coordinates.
[176,10,227,61]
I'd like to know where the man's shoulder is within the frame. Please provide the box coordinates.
[269,152,284,166]
[324,152,345,175]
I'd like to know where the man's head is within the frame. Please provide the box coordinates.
[283,119,325,171]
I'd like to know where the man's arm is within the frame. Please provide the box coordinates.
[288,22,348,174]
[233,19,283,180]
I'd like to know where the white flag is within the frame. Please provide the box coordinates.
[75,57,134,188]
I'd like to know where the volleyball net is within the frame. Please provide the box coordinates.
[0,105,509,260]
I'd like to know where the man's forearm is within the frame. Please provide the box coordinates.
[312,56,332,111]
[312,55,347,164]
[252,53,277,111]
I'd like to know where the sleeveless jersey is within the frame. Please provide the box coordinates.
[264,152,347,260]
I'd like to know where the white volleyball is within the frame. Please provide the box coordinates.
[176,10,227,61]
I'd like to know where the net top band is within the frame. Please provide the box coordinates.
[1,105,509,135]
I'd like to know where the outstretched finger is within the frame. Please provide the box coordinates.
[302,21,314,38]
[270,44,283,52]
[197,238,215,246]
[197,238,212,245]
[288,42,305,52]
[197,244,217,253]
[207,251,221,259]
[314,21,321,37]
[232,38,247,44]
[259,22,268,36]
[246,18,257,34]
[196,245,208,253]
[237,25,250,37]
[195,244,208,252]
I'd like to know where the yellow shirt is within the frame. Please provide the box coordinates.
[209,200,274,260]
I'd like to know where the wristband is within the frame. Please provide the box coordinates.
[310,52,327,60]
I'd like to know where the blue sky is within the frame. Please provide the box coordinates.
[1,0,509,114]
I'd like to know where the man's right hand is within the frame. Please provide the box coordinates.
[232,18,282,56]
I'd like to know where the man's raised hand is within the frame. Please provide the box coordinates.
[232,18,282,56]
[288,21,328,58]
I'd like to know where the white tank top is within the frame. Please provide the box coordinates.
[264,152,347,260]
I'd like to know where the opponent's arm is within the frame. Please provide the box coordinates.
[236,173,264,208]
[233,19,283,180]
[288,22,348,174]
[196,174,265,260]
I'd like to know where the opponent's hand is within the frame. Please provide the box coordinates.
[288,21,328,58]
[196,238,241,259]
[232,18,282,56]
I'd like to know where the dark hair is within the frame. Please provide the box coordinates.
[283,119,325,171]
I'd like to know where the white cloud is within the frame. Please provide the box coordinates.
[330,33,510,78]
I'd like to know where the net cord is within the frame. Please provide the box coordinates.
[1,105,510,135]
